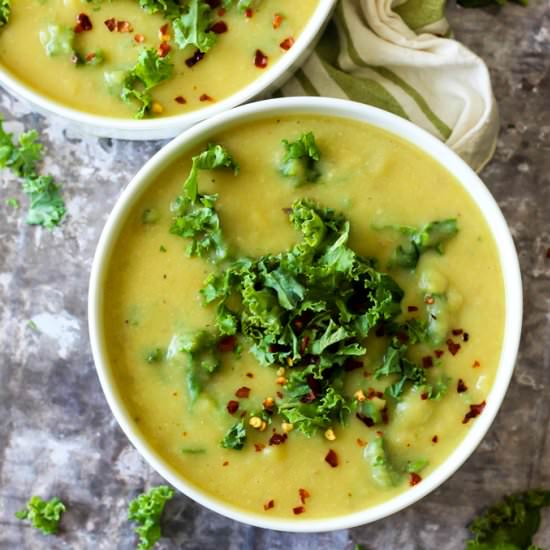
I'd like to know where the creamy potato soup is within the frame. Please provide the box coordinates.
[102,115,504,519]
[0,0,317,118]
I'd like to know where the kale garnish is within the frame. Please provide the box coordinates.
[279,131,322,186]
[15,496,66,535]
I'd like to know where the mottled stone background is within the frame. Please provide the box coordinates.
[1,2,549,549]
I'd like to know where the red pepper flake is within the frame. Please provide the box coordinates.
[134,33,145,43]
[272,13,283,29]
[116,20,133,33]
[425,295,435,305]
[434,349,445,358]
[432,435,439,443]
[457,379,468,393]
[226,400,239,414]
[422,356,434,369]
[325,449,338,468]
[446,339,461,356]
[245,8,254,18]
[75,13,93,33]
[421,392,428,401]
[246,372,254,378]
[356,438,367,447]
[298,488,310,504]
[463,332,470,342]
[381,407,389,425]
[199,93,214,102]
[210,21,228,34]
[186,49,205,67]
[293,506,305,515]
[356,412,374,428]
[452,328,463,336]
[344,358,363,372]
[269,433,288,446]
[159,23,170,39]
[254,443,266,452]
[462,401,486,424]
[254,49,268,69]
[174,95,187,104]
[280,37,295,51]
[222,460,229,466]
[218,8,226,16]
[263,499,274,511]
[157,42,171,58]
[104,18,116,31]
[218,335,236,353]
[235,386,250,398]
[472,360,481,368]
[409,472,422,486]
[85,52,98,63]
[407,305,419,312]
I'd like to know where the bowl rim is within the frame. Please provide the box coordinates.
[88,96,523,532]
[0,0,336,139]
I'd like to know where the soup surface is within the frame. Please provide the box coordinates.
[0,0,317,118]
[102,115,504,519]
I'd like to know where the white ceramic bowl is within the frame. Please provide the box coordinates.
[88,97,523,532]
[0,1,336,140]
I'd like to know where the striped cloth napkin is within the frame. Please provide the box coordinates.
[280,0,498,172]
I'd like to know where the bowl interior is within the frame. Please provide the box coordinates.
[88,97,522,532]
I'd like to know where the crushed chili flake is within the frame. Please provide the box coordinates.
[263,499,275,511]
[134,34,145,43]
[446,339,461,356]
[420,392,428,401]
[396,331,409,343]
[218,335,236,352]
[472,360,481,368]
[222,460,229,466]
[272,13,283,28]
[293,506,305,515]
[463,332,470,342]
[254,49,268,68]
[422,356,434,369]
[85,52,98,62]
[226,400,239,414]
[246,372,254,378]
[254,443,266,452]
[159,23,170,37]
[356,438,367,447]
[382,407,389,425]
[174,95,187,104]
[356,412,374,427]
[434,349,445,358]
[457,379,468,393]
[269,433,288,446]
[235,386,251,399]
[199,93,214,102]
[104,18,116,31]
[276,391,283,399]
[210,21,228,34]
[218,7,226,16]
[462,400,486,424]
[116,20,133,33]
[407,305,419,312]
[280,37,295,51]
[325,449,339,468]
[186,50,205,67]
[376,430,384,437]
[432,435,439,443]
[245,8,254,17]
[298,488,310,504]
[157,42,171,58]
[344,358,363,372]
[75,13,93,33]
[409,472,422,486]
[425,295,435,305]
[452,328,464,336]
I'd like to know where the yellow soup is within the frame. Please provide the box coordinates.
[102,115,504,519]
[0,0,317,118]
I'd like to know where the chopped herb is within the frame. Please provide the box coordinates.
[159,245,167,252]
[173,0,217,53]
[170,143,238,262]
[279,131,321,186]
[27,319,39,331]
[0,119,65,229]
[405,458,429,474]
[221,419,247,450]
[128,485,174,550]
[466,490,550,550]
[0,0,10,27]
[223,0,258,11]
[15,496,66,535]
[377,219,458,269]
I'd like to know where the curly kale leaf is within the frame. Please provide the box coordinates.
[173,0,216,52]
[0,0,10,28]
[279,131,322,186]
[15,496,66,535]
[138,0,184,18]
[128,486,174,550]
[170,143,239,262]
[221,419,247,449]
[466,490,550,550]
